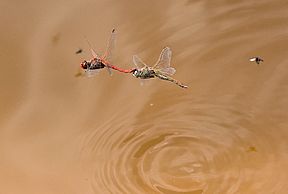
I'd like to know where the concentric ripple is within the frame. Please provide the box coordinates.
[81,97,287,194]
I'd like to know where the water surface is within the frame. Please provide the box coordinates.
[1,0,288,193]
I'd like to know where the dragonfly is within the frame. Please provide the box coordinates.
[79,29,133,77]
[131,47,188,89]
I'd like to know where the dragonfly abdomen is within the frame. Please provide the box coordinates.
[155,73,188,88]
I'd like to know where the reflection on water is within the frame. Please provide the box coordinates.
[1,0,288,193]
[83,96,287,193]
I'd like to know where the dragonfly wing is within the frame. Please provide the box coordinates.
[90,48,99,59]
[133,55,147,69]
[103,28,116,62]
[140,79,148,86]
[158,67,176,76]
[154,47,172,68]
[102,29,117,76]
[106,67,112,76]
[84,37,100,58]
[153,47,176,76]
[85,69,99,78]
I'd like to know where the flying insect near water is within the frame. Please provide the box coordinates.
[79,29,132,77]
[75,48,83,54]
[131,47,188,89]
[249,56,264,65]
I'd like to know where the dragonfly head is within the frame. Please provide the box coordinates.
[80,60,88,69]
[131,69,138,77]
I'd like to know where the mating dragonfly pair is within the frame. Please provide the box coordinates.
[79,29,187,89]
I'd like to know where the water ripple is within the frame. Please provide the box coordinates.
[80,96,287,194]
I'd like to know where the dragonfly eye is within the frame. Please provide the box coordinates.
[132,69,138,76]
[80,61,88,69]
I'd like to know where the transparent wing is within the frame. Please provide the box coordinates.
[140,79,148,86]
[133,55,147,69]
[102,29,116,76]
[84,37,99,59]
[85,69,100,78]
[154,47,172,68]
[103,28,116,62]
[157,67,176,75]
[153,47,176,76]
[90,48,98,59]
[106,66,112,76]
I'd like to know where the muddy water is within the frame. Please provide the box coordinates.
[1,0,288,193]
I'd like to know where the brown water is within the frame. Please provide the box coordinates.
[1,0,288,193]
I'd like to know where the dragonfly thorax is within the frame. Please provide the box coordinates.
[132,67,155,79]
[80,58,105,70]
[90,59,105,69]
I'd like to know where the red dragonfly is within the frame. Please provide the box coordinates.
[79,29,133,77]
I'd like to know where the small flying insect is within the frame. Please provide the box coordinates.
[131,47,188,89]
[75,48,83,54]
[249,56,264,65]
